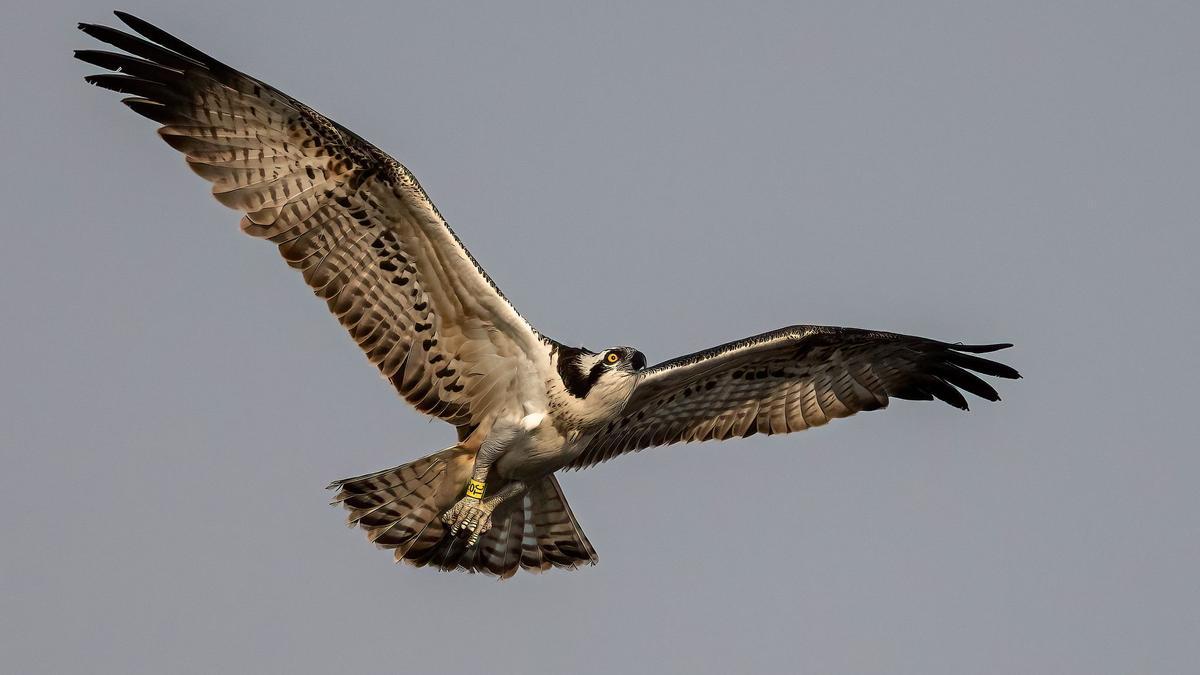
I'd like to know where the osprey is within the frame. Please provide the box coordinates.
[77,13,1019,577]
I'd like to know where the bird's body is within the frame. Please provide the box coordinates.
[77,12,1020,578]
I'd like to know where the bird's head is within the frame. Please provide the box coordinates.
[555,344,647,406]
[591,346,648,375]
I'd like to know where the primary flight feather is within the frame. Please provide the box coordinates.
[77,12,1019,578]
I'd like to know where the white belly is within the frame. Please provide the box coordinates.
[494,413,587,480]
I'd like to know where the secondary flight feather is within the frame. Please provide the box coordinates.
[77,12,1019,578]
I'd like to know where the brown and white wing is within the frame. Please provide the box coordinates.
[570,325,1020,469]
[76,13,550,427]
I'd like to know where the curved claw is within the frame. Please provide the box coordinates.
[441,497,477,535]
[442,497,495,545]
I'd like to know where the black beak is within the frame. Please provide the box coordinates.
[630,350,647,371]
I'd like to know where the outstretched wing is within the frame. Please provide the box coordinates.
[571,326,1019,469]
[76,13,550,427]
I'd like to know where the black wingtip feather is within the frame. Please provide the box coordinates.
[77,21,205,72]
[936,363,1002,402]
[121,97,174,123]
[887,338,1018,411]
[83,73,168,99]
[892,384,935,403]
[947,351,1021,380]
[951,342,1013,354]
[925,377,970,410]
[75,53,186,95]
[112,11,227,71]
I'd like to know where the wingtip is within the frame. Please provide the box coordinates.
[73,49,115,69]
[113,11,147,33]
[951,342,1014,353]
[996,367,1021,380]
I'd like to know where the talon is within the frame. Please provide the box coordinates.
[442,497,483,536]
[445,499,495,546]
[443,483,508,546]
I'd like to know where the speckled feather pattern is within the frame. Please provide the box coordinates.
[76,13,551,430]
[573,326,1019,468]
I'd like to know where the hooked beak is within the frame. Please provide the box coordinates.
[630,350,647,371]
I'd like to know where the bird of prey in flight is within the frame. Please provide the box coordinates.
[77,12,1019,578]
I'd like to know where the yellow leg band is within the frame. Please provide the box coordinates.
[465,479,485,500]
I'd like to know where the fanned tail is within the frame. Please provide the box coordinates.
[329,451,597,578]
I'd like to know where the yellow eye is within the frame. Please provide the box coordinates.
[605,351,621,364]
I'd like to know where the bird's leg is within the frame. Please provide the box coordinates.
[451,480,529,546]
[442,428,518,541]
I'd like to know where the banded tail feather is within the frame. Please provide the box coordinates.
[328,448,596,578]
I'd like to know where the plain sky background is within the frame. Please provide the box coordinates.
[2,2,1198,674]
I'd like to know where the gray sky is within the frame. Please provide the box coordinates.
[3,2,1199,674]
